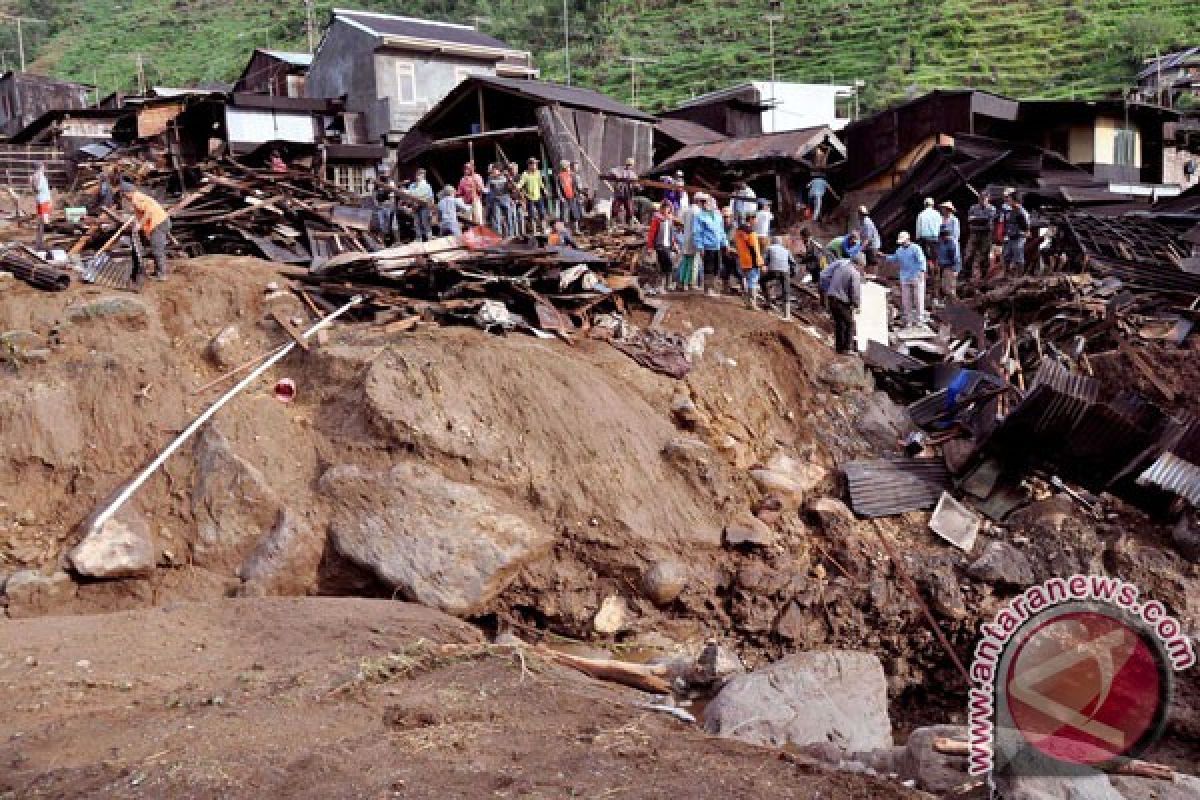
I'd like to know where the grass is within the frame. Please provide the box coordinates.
[7,0,1200,113]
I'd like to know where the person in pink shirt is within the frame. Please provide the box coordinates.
[457,162,485,225]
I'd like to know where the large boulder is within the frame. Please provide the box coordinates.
[321,462,552,616]
[703,650,892,753]
[898,725,969,794]
[724,511,774,547]
[2,570,76,618]
[65,295,150,325]
[641,559,688,606]
[968,540,1035,587]
[236,509,323,596]
[206,325,243,369]
[191,426,289,571]
[68,509,156,579]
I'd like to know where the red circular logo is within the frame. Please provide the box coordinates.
[1004,610,1165,766]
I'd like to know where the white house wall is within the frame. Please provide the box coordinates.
[751,82,853,133]
[226,108,316,144]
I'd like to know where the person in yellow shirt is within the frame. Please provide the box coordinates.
[515,158,547,235]
[119,180,171,286]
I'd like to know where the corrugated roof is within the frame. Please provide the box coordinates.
[466,75,656,122]
[657,126,845,170]
[333,8,526,54]
[261,49,313,67]
[842,457,951,518]
[654,118,728,147]
[1138,47,1200,80]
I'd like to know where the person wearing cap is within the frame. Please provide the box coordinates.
[938,201,960,243]
[964,191,996,283]
[663,170,684,209]
[733,219,764,308]
[516,158,547,234]
[612,157,640,226]
[437,185,470,237]
[506,162,525,235]
[119,179,170,287]
[805,173,836,222]
[406,168,435,241]
[820,252,864,354]
[762,235,798,320]
[935,223,962,301]
[885,232,927,329]
[916,197,942,258]
[693,194,729,295]
[373,175,399,244]
[457,162,485,226]
[753,198,773,251]
[719,206,743,293]
[857,205,881,265]
[1001,193,1031,275]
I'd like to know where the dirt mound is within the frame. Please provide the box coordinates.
[0,598,920,799]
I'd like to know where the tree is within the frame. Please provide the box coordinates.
[1121,14,1173,63]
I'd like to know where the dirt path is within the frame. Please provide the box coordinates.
[0,599,921,799]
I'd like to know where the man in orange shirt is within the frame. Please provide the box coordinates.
[733,220,763,309]
[119,180,171,285]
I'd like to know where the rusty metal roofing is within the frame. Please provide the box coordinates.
[1026,359,1099,438]
[657,126,846,170]
[653,118,728,147]
[841,457,951,518]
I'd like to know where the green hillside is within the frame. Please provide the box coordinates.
[5,0,1200,113]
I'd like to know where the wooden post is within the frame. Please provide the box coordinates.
[477,86,486,133]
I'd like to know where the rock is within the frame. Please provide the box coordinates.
[0,269,13,288]
[65,295,150,324]
[749,454,827,507]
[1172,510,1200,564]
[321,462,552,616]
[642,559,688,606]
[774,600,816,644]
[593,595,627,635]
[0,382,84,468]
[68,510,156,579]
[1013,495,1076,532]
[669,393,704,429]
[724,511,774,547]
[236,508,323,596]
[765,452,828,492]
[806,496,856,527]
[994,770,1124,800]
[854,391,914,452]
[703,650,892,753]
[191,426,289,571]
[917,555,968,620]
[1111,773,1200,799]
[687,639,745,685]
[2,570,76,619]
[1,329,40,353]
[898,725,969,793]
[968,540,1035,587]
[206,325,242,369]
[818,358,873,392]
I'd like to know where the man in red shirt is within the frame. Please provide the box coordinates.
[557,160,582,233]
[456,162,485,225]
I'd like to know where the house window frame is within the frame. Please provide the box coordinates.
[394,60,417,106]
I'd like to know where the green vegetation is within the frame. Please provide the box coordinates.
[5,0,1200,113]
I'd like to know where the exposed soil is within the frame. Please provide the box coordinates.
[0,598,921,799]
[2,254,1197,792]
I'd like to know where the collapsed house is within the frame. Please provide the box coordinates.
[649,126,847,228]
[394,75,656,199]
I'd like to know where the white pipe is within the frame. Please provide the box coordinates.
[87,294,363,534]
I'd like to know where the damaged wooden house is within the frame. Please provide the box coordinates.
[393,75,656,201]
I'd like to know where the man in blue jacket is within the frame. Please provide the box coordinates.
[934,223,962,302]
[693,194,729,296]
[886,231,927,329]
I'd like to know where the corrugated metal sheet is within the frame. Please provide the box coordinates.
[653,118,729,147]
[863,340,924,372]
[1137,452,1200,507]
[658,126,846,170]
[1025,360,1099,438]
[842,457,951,518]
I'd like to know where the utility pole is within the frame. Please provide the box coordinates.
[304,0,316,54]
[0,14,46,72]
[764,11,784,133]
[620,56,657,107]
[136,53,146,96]
[562,0,571,86]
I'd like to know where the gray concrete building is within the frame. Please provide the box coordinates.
[305,9,537,151]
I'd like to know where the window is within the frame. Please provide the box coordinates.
[394,61,416,105]
[1114,128,1137,166]
[327,164,372,195]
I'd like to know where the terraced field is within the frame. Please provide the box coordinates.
[9,0,1200,113]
